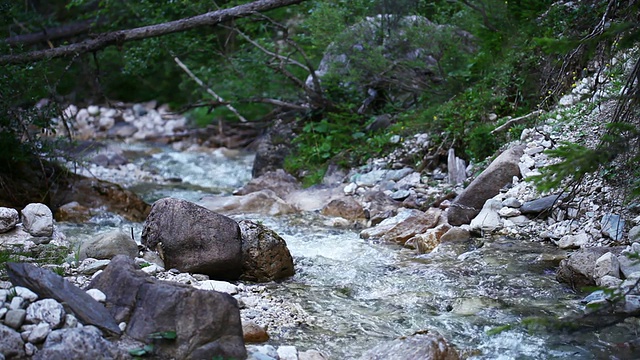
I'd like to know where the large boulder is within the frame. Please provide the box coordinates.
[89,255,246,360]
[448,145,524,225]
[307,15,475,112]
[358,331,459,360]
[141,198,243,279]
[360,208,441,245]
[78,230,139,261]
[21,203,54,237]
[238,220,295,282]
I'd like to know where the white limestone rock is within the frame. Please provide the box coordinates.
[470,199,503,232]
[0,207,19,233]
[21,203,53,237]
[26,299,65,329]
[593,252,620,279]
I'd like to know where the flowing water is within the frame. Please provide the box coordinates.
[64,143,639,359]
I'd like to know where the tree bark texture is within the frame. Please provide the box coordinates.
[0,0,306,65]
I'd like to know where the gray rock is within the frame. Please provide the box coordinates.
[395,172,421,190]
[622,295,640,313]
[194,280,238,294]
[252,119,295,178]
[85,289,107,303]
[0,324,25,359]
[0,207,19,233]
[520,194,565,215]
[629,226,640,243]
[582,290,607,303]
[593,252,620,279]
[63,314,78,329]
[299,350,328,360]
[34,326,124,360]
[200,190,297,217]
[440,227,470,242]
[557,247,622,289]
[321,197,366,220]
[252,345,279,358]
[88,255,246,360]
[21,203,54,237]
[498,207,521,217]
[557,232,590,249]
[390,189,412,201]
[238,220,295,282]
[358,331,459,360]
[233,169,301,199]
[601,213,625,241]
[6,262,121,336]
[502,197,522,208]
[509,215,530,226]
[353,168,414,187]
[24,343,36,356]
[596,275,623,288]
[9,296,25,310]
[78,230,138,261]
[360,208,441,245]
[470,199,503,232]
[26,299,65,329]
[14,286,38,302]
[448,145,524,225]
[4,309,26,329]
[107,122,138,138]
[618,251,640,278]
[27,322,51,344]
[132,103,147,117]
[87,105,100,116]
[77,259,111,275]
[277,346,298,360]
[141,198,243,279]
[447,148,467,185]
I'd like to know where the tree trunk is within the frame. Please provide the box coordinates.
[0,0,306,65]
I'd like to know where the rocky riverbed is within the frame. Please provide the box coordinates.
[2,53,640,359]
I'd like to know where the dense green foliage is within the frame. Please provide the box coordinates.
[1,0,638,191]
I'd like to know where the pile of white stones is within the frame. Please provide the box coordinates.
[0,282,106,357]
[54,101,188,142]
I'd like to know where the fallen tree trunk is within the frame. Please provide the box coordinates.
[0,0,306,65]
[3,19,102,46]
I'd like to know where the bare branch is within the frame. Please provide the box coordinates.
[0,0,307,65]
[3,18,104,46]
[239,97,309,110]
[220,23,309,71]
[491,110,545,134]
[174,57,247,123]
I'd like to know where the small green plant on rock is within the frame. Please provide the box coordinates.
[129,330,177,358]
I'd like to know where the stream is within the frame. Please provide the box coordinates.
[62,143,637,359]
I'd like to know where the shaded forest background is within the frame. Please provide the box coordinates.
[1,0,639,196]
